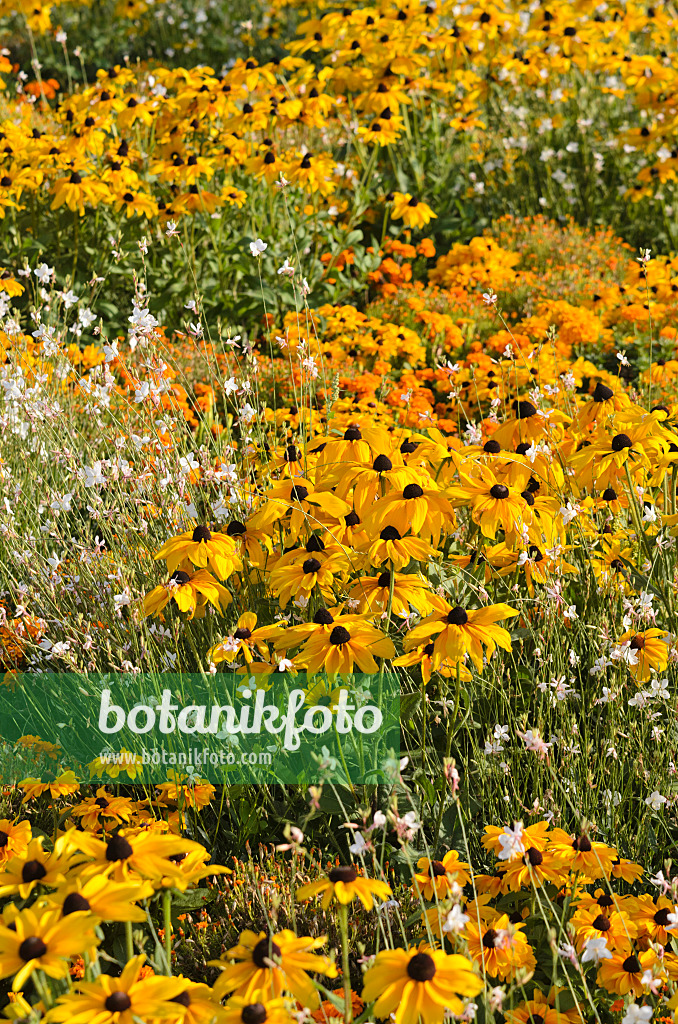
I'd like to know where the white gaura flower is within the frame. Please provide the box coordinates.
[645,790,668,811]
[249,238,267,257]
[277,257,295,277]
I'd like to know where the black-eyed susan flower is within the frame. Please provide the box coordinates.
[548,830,617,879]
[296,864,391,909]
[72,829,202,884]
[463,913,537,981]
[0,905,97,991]
[70,787,134,831]
[596,949,659,997]
[154,525,241,579]
[143,568,231,620]
[615,628,670,681]
[47,874,153,923]
[0,820,30,866]
[49,954,187,1022]
[390,192,437,229]
[221,996,290,1024]
[413,851,471,900]
[210,929,337,1007]
[403,601,518,671]
[295,619,395,677]
[0,835,76,899]
[447,470,532,542]
[361,944,482,1024]
[362,524,435,570]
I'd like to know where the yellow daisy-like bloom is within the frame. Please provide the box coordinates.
[413,851,472,901]
[464,913,536,981]
[0,905,98,991]
[404,601,518,671]
[503,986,582,1024]
[19,771,80,803]
[72,829,202,884]
[616,628,669,681]
[296,864,391,910]
[294,619,395,678]
[482,821,551,859]
[0,820,31,866]
[168,980,230,1024]
[390,192,437,229]
[548,830,617,880]
[447,470,532,541]
[210,929,337,1008]
[596,949,659,998]
[46,873,154,923]
[498,847,569,893]
[154,524,241,579]
[571,905,636,955]
[221,996,290,1024]
[143,568,231,620]
[49,954,187,1023]
[349,570,436,618]
[361,944,482,1024]
[0,835,77,900]
[362,524,435,570]
[70,787,134,831]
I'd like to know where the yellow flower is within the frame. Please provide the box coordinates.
[296,864,391,909]
[154,525,241,579]
[210,930,337,1008]
[362,944,482,1024]
[49,954,187,1023]
[0,905,97,991]
[143,568,231,620]
[390,192,437,229]
[413,851,472,900]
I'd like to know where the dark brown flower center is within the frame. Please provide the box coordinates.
[252,938,282,968]
[622,955,641,974]
[380,525,401,541]
[106,835,133,861]
[18,936,47,961]
[630,635,646,650]
[329,865,358,883]
[21,860,46,883]
[428,860,447,877]
[513,400,537,418]
[403,483,424,499]
[593,383,614,402]
[592,914,611,931]
[302,558,322,575]
[171,992,192,1007]
[611,433,632,451]
[407,951,436,981]
[490,484,509,499]
[192,525,212,543]
[329,626,351,646]
[373,454,393,473]
[482,928,498,949]
[63,892,92,915]
[170,570,191,585]
[105,992,132,1013]
[241,1005,267,1024]
[447,606,468,625]
[526,847,543,866]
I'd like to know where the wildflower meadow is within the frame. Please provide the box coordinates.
[3,1,678,1023]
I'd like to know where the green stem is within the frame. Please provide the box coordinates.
[163,889,173,976]
[337,903,352,1023]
